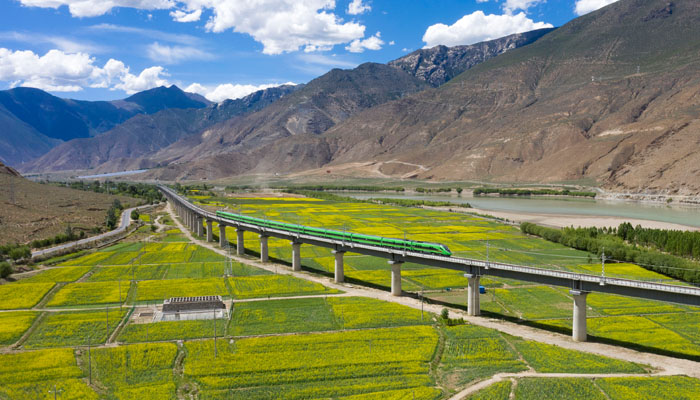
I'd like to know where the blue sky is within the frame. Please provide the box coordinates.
[0,0,617,101]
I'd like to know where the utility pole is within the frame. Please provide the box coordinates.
[87,335,92,384]
[49,384,63,400]
[420,288,424,322]
[213,310,218,358]
[486,241,490,269]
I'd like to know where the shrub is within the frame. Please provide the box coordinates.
[131,210,140,220]
[0,262,12,279]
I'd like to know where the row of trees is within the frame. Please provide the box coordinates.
[520,222,700,284]
[54,180,163,203]
[30,225,88,249]
[617,222,700,259]
[474,187,596,198]
[106,199,123,230]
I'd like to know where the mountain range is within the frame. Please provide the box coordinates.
[8,0,700,194]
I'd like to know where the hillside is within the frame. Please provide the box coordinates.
[389,28,555,86]
[0,164,136,245]
[185,0,698,194]
[0,85,209,167]
[141,63,430,180]
[23,85,299,173]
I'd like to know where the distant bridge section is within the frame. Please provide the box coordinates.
[159,185,700,342]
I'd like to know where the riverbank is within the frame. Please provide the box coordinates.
[468,207,700,232]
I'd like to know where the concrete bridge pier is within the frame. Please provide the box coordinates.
[236,229,245,255]
[466,274,481,316]
[333,250,345,283]
[260,235,269,262]
[206,220,213,242]
[389,261,403,296]
[570,290,589,342]
[291,242,302,271]
[219,224,227,248]
[196,216,203,237]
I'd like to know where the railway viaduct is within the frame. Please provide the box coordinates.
[159,186,700,343]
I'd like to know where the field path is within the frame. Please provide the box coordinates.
[166,203,700,385]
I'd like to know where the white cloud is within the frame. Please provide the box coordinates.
[113,66,169,93]
[347,0,370,15]
[345,32,384,53]
[0,47,169,94]
[574,0,618,15]
[18,0,174,17]
[146,42,214,64]
[503,0,545,15]
[422,11,553,48]
[89,23,201,46]
[184,82,295,103]
[0,31,106,54]
[23,0,367,55]
[170,8,201,22]
[389,40,395,45]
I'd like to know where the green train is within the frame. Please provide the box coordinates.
[216,211,452,256]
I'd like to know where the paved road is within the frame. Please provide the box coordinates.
[31,204,153,259]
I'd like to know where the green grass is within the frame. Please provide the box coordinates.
[45,281,125,307]
[24,309,128,348]
[22,267,91,283]
[228,275,339,299]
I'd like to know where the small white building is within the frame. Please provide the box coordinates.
[158,296,226,321]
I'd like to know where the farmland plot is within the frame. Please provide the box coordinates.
[0,311,39,345]
[25,309,128,348]
[0,348,97,400]
[228,275,339,299]
[89,342,178,399]
[22,267,91,283]
[135,277,229,302]
[184,326,440,399]
[46,281,124,307]
[0,282,54,310]
[119,319,227,343]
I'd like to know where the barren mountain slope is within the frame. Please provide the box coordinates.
[310,0,700,194]
[23,85,298,173]
[144,63,429,180]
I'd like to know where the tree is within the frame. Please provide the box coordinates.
[0,262,12,279]
[131,209,140,220]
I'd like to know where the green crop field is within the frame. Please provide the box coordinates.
[231,296,430,336]
[514,378,605,400]
[0,282,54,310]
[24,309,129,348]
[184,326,440,399]
[0,311,39,345]
[228,275,340,299]
[88,342,178,399]
[45,281,125,307]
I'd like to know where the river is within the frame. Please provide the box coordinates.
[338,192,700,229]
